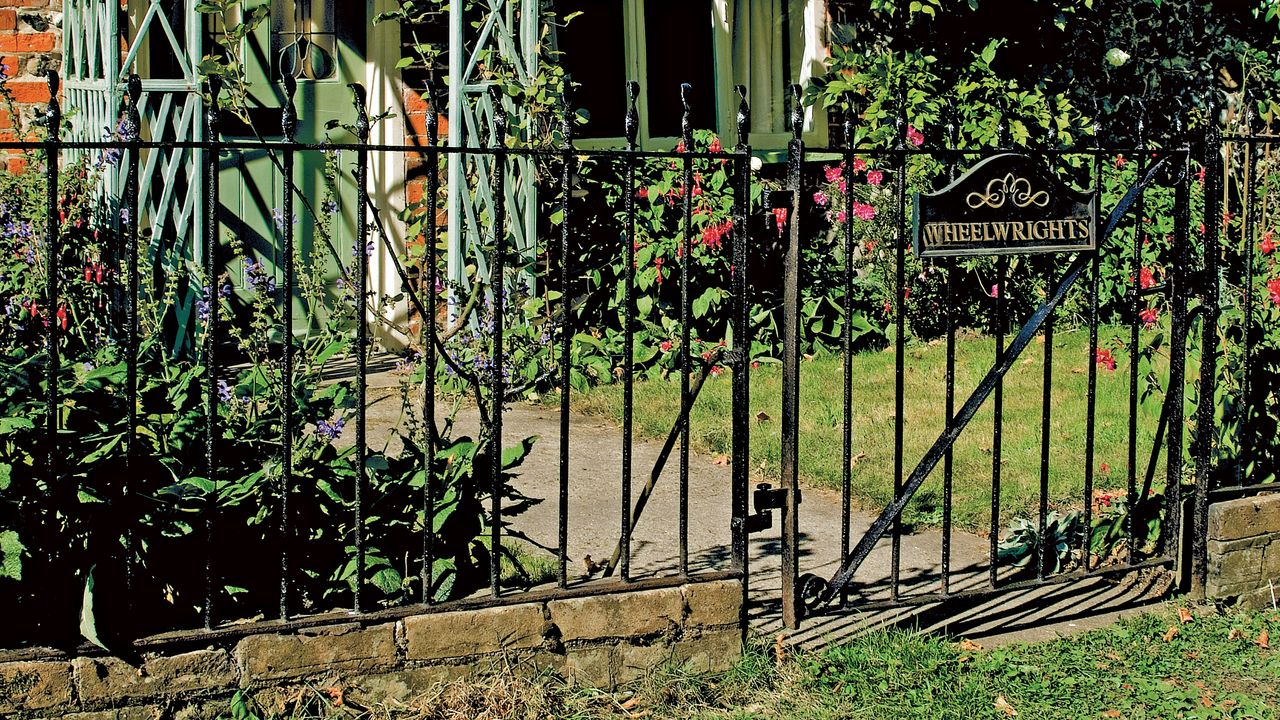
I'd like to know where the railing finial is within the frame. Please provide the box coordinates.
[348,83,369,143]
[625,80,640,150]
[841,92,856,149]
[124,73,143,142]
[282,74,298,142]
[680,83,694,149]
[488,85,507,148]
[735,84,750,151]
[424,73,440,145]
[44,69,60,135]
[560,74,574,149]
[789,83,803,142]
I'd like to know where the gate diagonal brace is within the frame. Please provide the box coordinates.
[813,153,1180,609]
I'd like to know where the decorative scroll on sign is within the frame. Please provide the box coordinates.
[912,154,1096,257]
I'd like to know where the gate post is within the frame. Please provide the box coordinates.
[779,84,805,629]
[1191,105,1223,598]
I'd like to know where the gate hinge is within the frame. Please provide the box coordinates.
[744,482,800,534]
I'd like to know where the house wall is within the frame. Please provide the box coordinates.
[0,0,61,172]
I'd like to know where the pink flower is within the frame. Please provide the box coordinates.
[838,177,847,193]
[1115,154,1127,168]
[852,202,876,221]
[852,157,867,173]
[836,210,847,223]
[660,340,673,352]
[1269,277,1280,306]
[867,169,883,186]
[773,207,788,234]
[1139,307,1158,328]
[813,190,828,206]
[824,165,843,182]
[989,284,1000,298]
[905,125,924,147]
[1096,348,1117,371]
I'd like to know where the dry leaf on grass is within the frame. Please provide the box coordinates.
[1229,628,1245,641]
[957,639,984,652]
[712,454,729,465]
[994,694,1018,717]
[1163,625,1179,642]
[1257,630,1269,649]
[1102,711,1122,718]
[755,410,771,422]
[1178,607,1194,624]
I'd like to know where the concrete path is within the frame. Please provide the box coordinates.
[360,372,1170,648]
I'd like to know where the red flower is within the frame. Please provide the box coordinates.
[1262,231,1276,255]
[867,169,883,186]
[852,202,876,221]
[1115,154,1127,168]
[660,340,673,352]
[1139,267,1155,289]
[824,165,843,182]
[1139,306,1158,328]
[1100,462,1111,474]
[709,365,722,377]
[636,186,649,200]
[84,266,92,283]
[1096,348,1117,371]
[883,300,892,314]
[675,141,686,153]
[708,138,722,154]
[1196,166,1206,185]
[654,257,665,285]
[56,305,67,331]
[852,157,867,173]
[773,207,788,234]
[905,125,924,147]
[1268,277,1280,306]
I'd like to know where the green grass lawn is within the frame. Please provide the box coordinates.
[222,605,1280,719]
[567,326,1175,530]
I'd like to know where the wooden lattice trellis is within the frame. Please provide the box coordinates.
[63,0,205,352]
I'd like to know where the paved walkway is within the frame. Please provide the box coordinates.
[360,373,1170,648]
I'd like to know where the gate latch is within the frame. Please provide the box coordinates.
[744,482,799,533]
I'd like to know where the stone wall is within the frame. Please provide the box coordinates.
[1206,492,1280,608]
[0,579,743,719]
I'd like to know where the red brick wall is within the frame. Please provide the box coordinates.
[0,0,62,171]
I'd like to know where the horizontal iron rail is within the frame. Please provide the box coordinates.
[818,152,1181,605]
[824,556,1175,615]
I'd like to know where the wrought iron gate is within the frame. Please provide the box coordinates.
[749,87,1201,629]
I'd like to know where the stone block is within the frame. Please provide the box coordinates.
[564,645,619,689]
[1264,543,1280,578]
[548,588,683,642]
[616,642,675,686]
[683,580,743,629]
[1211,546,1264,589]
[236,622,398,683]
[670,629,743,674]
[403,604,548,660]
[1208,495,1280,542]
[0,660,74,712]
[345,665,473,704]
[73,649,236,704]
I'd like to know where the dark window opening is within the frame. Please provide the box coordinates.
[644,0,715,139]
[556,0,628,138]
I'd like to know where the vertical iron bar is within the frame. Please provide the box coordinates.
[488,86,508,596]
[731,85,752,580]
[279,76,297,621]
[941,111,958,597]
[1193,109,1222,594]
[892,85,907,601]
[202,79,221,629]
[678,84,694,577]
[840,97,856,605]
[1126,113,1146,565]
[123,74,142,608]
[423,78,441,604]
[1083,149,1102,571]
[990,252,1007,589]
[1239,135,1257,482]
[352,84,371,613]
[621,81,640,582]
[779,84,804,628]
[558,84,574,589]
[1037,263,1055,579]
[43,70,60,518]
[1165,144,1190,565]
